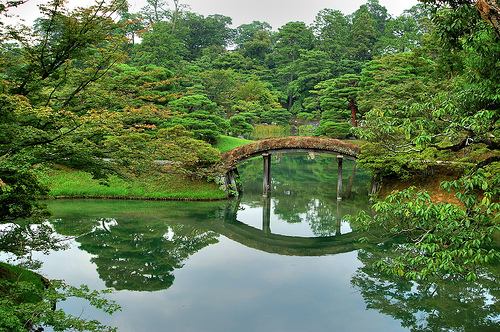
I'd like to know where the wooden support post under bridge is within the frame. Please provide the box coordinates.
[337,155,343,201]
[263,153,271,197]
[263,196,271,235]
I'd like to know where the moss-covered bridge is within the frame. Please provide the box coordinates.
[219,136,360,198]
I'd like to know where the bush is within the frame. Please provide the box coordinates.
[298,124,316,136]
[297,112,316,121]
[168,111,229,144]
[260,108,292,125]
[229,115,254,137]
[316,121,351,138]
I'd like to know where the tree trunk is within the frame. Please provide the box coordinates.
[349,98,358,127]
[171,0,180,33]
[476,0,500,37]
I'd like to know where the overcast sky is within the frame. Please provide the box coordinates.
[9,0,418,29]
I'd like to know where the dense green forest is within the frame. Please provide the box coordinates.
[0,0,498,330]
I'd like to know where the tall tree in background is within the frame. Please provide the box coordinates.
[348,4,379,61]
[240,29,272,63]
[176,13,234,59]
[132,21,186,68]
[366,0,389,34]
[377,5,430,54]
[268,22,315,109]
[234,21,272,47]
[313,9,350,61]
[141,0,169,24]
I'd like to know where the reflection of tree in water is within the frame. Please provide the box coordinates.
[352,247,500,332]
[51,209,219,292]
[239,153,371,236]
[303,199,338,236]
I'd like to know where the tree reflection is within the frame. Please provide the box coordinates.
[352,246,500,331]
[51,203,220,292]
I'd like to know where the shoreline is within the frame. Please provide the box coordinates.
[43,194,229,202]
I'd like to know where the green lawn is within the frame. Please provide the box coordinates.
[214,135,253,153]
[40,168,227,200]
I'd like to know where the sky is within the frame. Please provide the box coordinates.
[8,0,419,29]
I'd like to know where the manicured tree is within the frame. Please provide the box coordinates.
[82,64,177,111]
[200,69,240,114]
[168,94,219,114]
[229,114,254,137]
[287,50,336,114]
[170,111,229,143]
[203,50,257,72]
[358,52,437,114]
[234,80,281,110]
[167,94,228,143]
[260,107,292,126]
[312,74,361,128]
[331,74,361,127]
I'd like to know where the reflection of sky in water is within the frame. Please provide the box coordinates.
[33,237,406,332]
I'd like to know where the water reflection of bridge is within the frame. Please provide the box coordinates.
[211,197,366,256]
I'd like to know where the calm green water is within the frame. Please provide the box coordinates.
[34,153,498,331]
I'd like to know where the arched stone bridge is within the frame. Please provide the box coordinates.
[221,136,360,171]
[219,136,361,198]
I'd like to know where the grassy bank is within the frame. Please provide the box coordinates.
[40,168,227,200]
[215,135,253,152]
[0,263,45,288]
[39,135,254,201]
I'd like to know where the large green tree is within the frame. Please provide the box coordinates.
[0,1,133,330]
[175,12,234,59]
[352,0,499,280]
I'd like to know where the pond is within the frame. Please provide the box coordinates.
[33,153,498,331]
